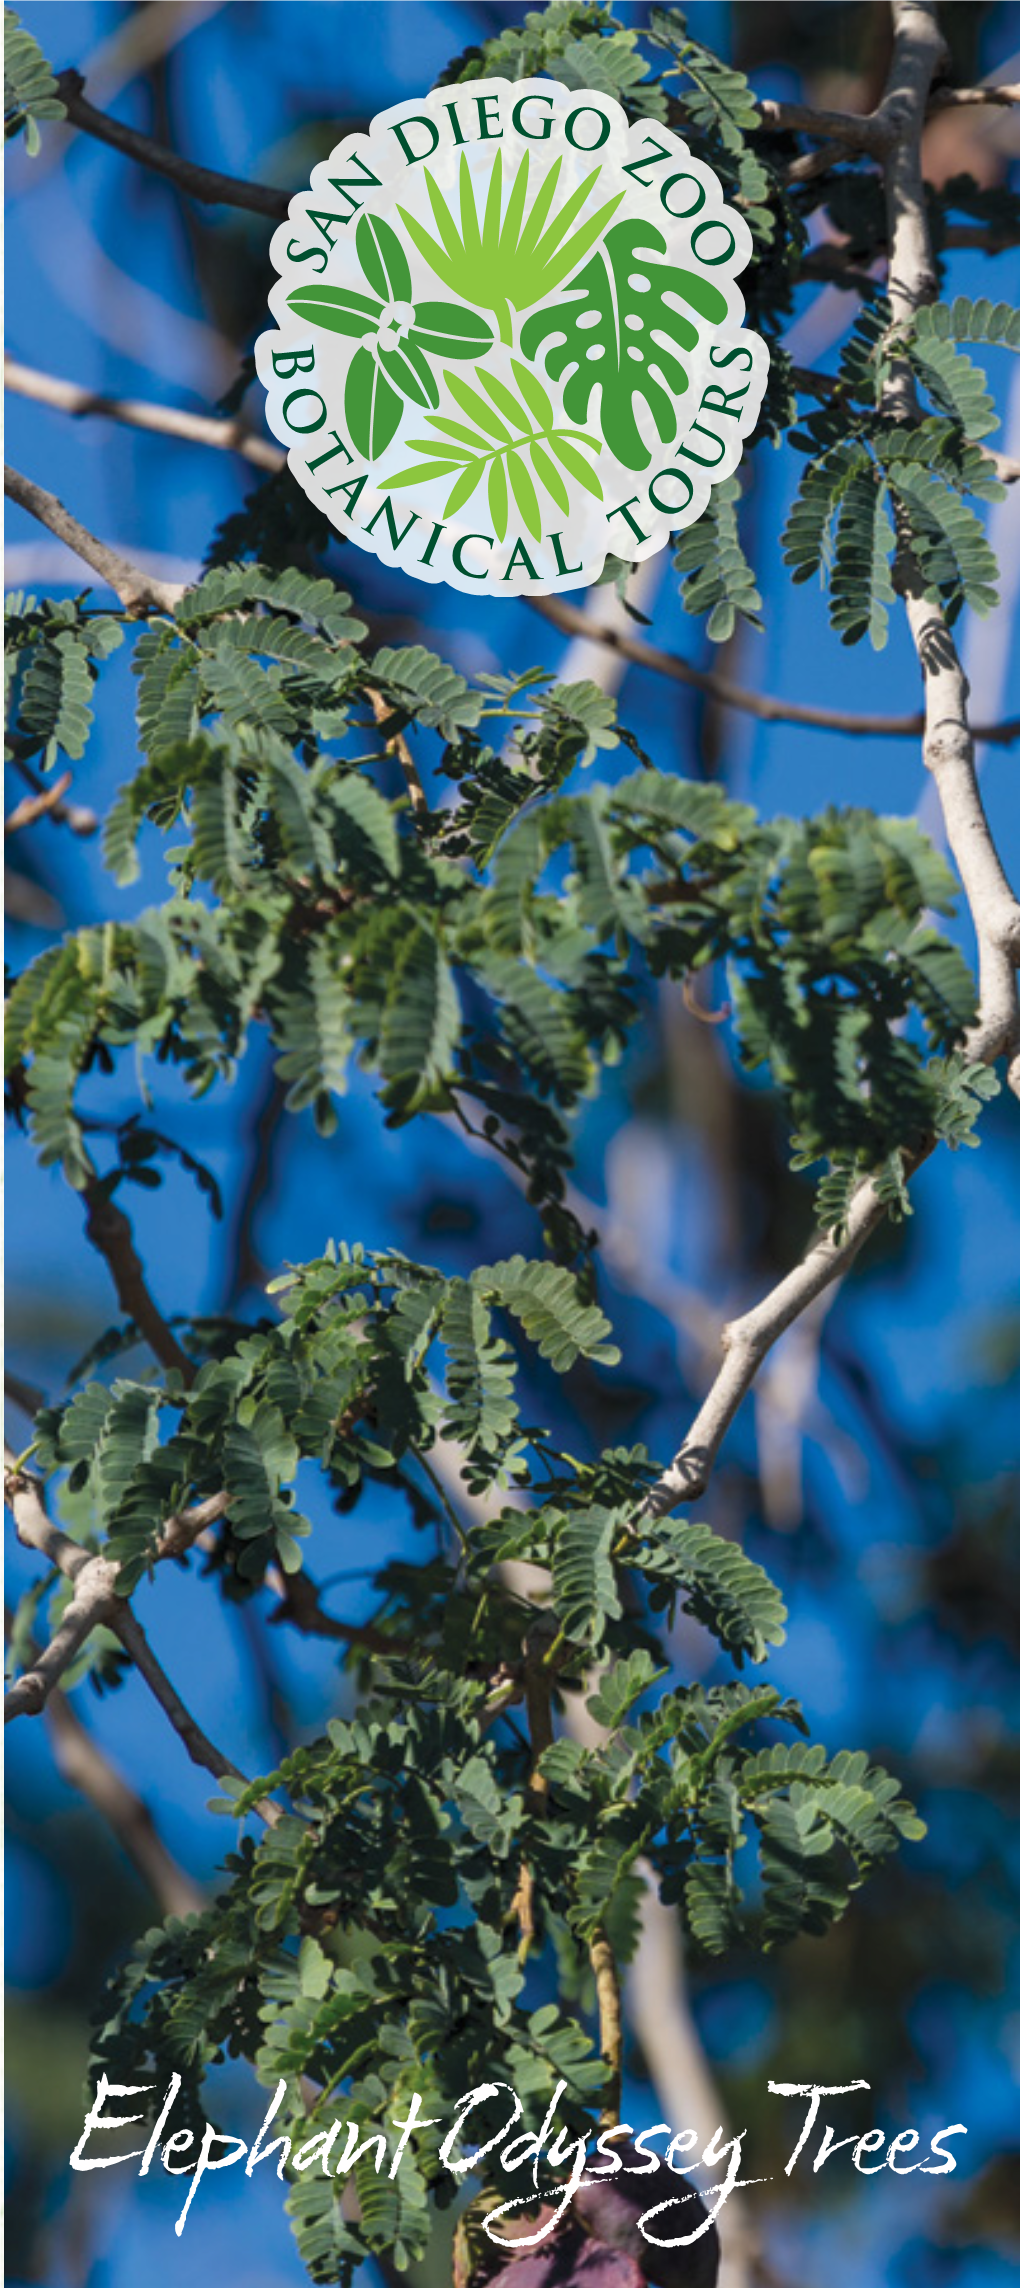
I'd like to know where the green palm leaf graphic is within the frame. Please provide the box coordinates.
[382,360,602,542]
[397,148,624,347]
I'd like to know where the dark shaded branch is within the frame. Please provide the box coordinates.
[83,1181,195,1382]
[53,67,289,218]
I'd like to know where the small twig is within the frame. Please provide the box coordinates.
[5,755,97,837]
[642,1144,932,1516]
[589,1925,623,2128]
[113,1602,279,1818]
[509,1634,555,1965]
[82,1181,195,1381]
[53,68,289,218]
[5,356,283,473]
[5,461,185,615]
[265,1564,394,1655]
[366,686,430,825]
[5,770,74,836]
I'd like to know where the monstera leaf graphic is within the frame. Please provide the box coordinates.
[286,212,493,460]
[520,219,730,473]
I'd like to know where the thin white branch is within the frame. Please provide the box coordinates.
[881,0,1020,1083]
[5,356,283,472]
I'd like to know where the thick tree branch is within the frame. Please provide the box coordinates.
[4,462,185,614]
[5,356,284,472]
[53,68,289,218]
[529,594,1020,745]
[881,0,1020,1082]
[641,1,1020,1523]
[760,76,1019,148]
[4,1550,121,1719]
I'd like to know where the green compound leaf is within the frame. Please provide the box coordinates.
[4,7,65,152]
[383,362,601,533]
[520,218,730,472]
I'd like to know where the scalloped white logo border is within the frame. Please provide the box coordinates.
[256,78,769,597]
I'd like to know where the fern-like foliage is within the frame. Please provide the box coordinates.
[672,473,763,640]
[4,8,64,151]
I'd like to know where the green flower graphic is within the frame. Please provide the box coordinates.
[286,212,493,459]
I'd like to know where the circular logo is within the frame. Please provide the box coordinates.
[256,78,769,597]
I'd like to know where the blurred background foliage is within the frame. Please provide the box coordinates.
[4,5,1019,2288]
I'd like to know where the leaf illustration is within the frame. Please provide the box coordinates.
[355,211,412,303]
[287,223,494,450]
[345,344,403,459]
[408,304,494,360]
[377,336,439,412]
[382,360,602,539]
[397,148,624,347]
[286,283,382,340]
[520,218,731,472]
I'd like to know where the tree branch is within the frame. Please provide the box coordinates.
[881,0,1020,1084]
[642,1149,931,1514]
[589,1926,624,2128]
[82,1180,196,1381]
[760,76,1019,147]
[5,770,76,836]
[5,356,284,472]
[528,594,1020,746]
[639,1,1020,1523]
[4,1599,206,1917]
[53,68,289,218]
[45,1679,206,1916]
[4,754,98,838]
[4,462,185,614]
[4,1446,280,1819]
